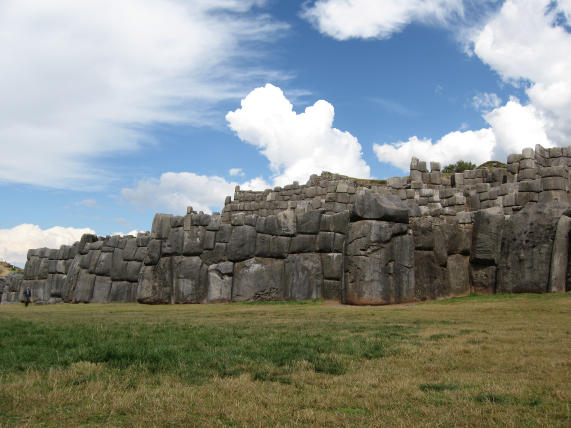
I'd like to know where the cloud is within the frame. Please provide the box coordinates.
[0,224,95,268]
[471,0,571,147]
[76,199,99,208]
[472,92,501,112]
[374,95,554,170]
[121,172,270,215]
[483,97,553,160]
[373,129,496,171]
[226,84,371,186]
[302,0,465,40]
[112,230,144,237]
[369,97,419,116]
[0,0,285,189]
[311,0,570,170]
[229,168,245,177]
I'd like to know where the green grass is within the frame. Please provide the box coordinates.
[0,293,569,427]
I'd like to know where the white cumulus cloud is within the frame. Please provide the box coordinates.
[315,0,571,170]
[226,83,371,186]
[472,92,501,112]
[121,172,270,215]
[0,224,95,268]
[472,0,571,147]
[374,129,496,171]
[0,0,285,189]
[229,168,245,177]
[302,0,465,40]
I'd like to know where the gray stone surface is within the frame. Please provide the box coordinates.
[353,190,409,223]
[470,209,504,265]
[414,251,448,301]
[228,225,257,261]
[447,254,470,297]
[136,257,173,304]
[548,214,571,292]
[172,256,208,303]
[296,210,324,234]
[207,262,233,303]
[232,258,285,301]
[285,253,322,300]
[497,202,568,293]
[470,264,496,294]
[345,220,414,305]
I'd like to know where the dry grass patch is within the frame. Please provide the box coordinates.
[0,293,569,426]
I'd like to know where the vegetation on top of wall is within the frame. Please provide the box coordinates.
[320,171,387,187]
[477,160,508,170]
[0,261,23,277]
[442,160,477,173]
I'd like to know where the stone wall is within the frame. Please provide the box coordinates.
[3,144,570,305]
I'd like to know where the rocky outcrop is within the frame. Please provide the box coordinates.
[3,144,571,306]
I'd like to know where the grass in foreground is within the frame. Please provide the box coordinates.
[0,293,569,427]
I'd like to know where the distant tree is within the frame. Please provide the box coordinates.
[442,160,476,173]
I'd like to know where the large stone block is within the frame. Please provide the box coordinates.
[285,254,322,300]
[353,190,409,223]
[470,209,504,265]
[228,225,257,262]
[200,243,228,265]
[290,234,318,253]
[320,211,350,234]
[110,248,126,281]
[109,281,137,303]
[412,218,434,250]
[497,202,568,293]
[122,239,138,261]
[232,258,285,302]
[321,253,343,280]
[346,220,409,256]
[447,255,470,297]
[182,228,204,256]
[91,276,112,303]
[548,215,571,292]
[207,262,233,303]
[126,261,142,282]
[168,227,184,255]
[93,252,112,276]
[323,280,341,301]
[144,239,162,265]
[256,216,279,236]
[73,270,95,303]
[470,264,496,294]
[345,229,414,305]
[136,257,173,304]
[414,251,448,301]
[151,214,172,239]
[277,210,296,236]
[296,210,324,234]
[172,256,208,303]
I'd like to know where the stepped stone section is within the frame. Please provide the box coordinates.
[3,144,571,305]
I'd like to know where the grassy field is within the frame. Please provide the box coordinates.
[0,294,569,427]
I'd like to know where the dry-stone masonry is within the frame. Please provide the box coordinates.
[3,144,571,305]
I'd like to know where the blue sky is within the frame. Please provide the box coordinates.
[1,0,570,266]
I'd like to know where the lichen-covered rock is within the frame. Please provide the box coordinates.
[285,253,322,300]
[344,220,414,305]
[137,257,173,304]
[172,256,208,303]
[232,258,285,301]
[497,202,568,293]
[228,226,257,262]
[352,190,409,223]
[470,208,504,265]
[207,262,233,303]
